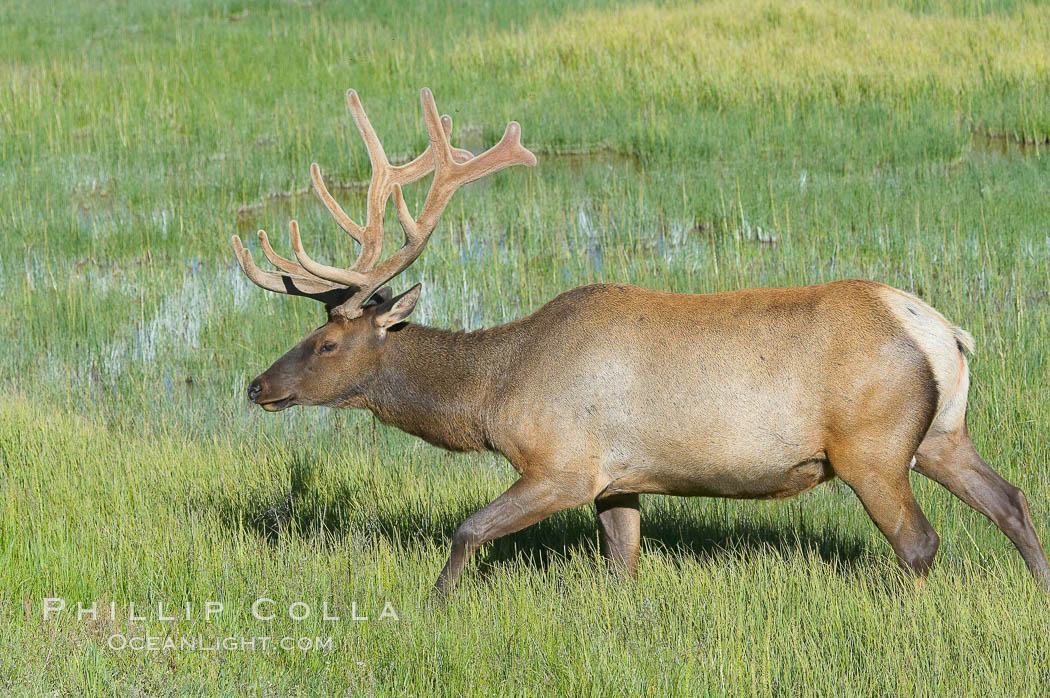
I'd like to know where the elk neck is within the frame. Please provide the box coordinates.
[357,322,518,452]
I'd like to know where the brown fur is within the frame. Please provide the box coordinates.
[246,279,1050,594]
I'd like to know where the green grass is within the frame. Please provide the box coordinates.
[3,0,1050,694]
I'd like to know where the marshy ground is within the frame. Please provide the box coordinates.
[2,0,1050,694]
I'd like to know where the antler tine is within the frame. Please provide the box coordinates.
[310,163,366,241]
[257,229,318,278]
[420,88,457,170]
[408,88,536,236]
[310,113,472,245]
[305,93,475,283]
[289,220,371,288]
[412,87,536,235]
[298,89,388,277]
[232,88,533,317]
[392,115,474,181]
[327,88,536,315]
[345,89,389,172]
[231,235,350,302]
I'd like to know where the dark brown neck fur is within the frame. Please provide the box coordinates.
[357,323,518,452]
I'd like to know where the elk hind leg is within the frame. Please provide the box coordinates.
[595,493,641,577]
[914,426,1050,588]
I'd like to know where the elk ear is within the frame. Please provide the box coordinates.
[374,283,422,330]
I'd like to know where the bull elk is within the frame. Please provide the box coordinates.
[233,88,1049,595]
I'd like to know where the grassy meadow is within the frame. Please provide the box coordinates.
[3,0,1050,694]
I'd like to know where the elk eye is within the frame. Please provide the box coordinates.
[318,340,338,355]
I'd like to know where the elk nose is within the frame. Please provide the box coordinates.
[247,378,263,402]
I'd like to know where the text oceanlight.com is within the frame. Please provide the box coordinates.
[108,634,337,652]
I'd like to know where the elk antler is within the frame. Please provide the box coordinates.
[232,88,536,316]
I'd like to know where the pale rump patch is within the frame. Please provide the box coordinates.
[876,285,971,435]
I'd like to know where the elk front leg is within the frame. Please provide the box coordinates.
[434,473,597,597]
[595,493,641,577]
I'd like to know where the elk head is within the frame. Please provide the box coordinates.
[232,88,536,411]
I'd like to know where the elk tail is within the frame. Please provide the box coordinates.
[952,326,975,356]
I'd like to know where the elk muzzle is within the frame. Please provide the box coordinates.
[247,375,294,412]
